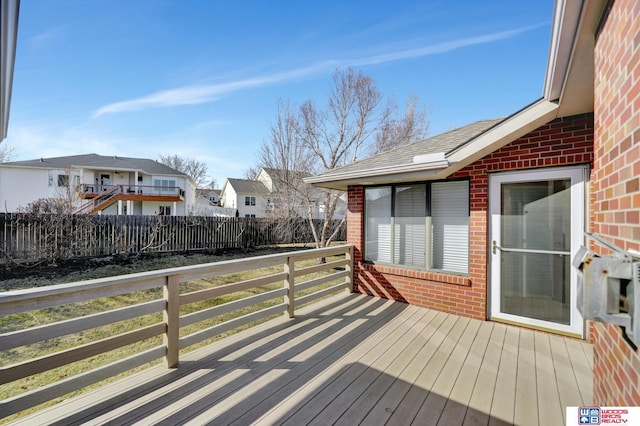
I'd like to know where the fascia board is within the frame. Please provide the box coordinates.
[447,99,559,167]
[303,159,449,186]
[543,0,584,101]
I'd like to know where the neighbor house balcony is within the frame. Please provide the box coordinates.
[0,245,592,425]
[74,184,185,214]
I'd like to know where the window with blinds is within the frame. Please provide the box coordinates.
[430,180,469,273]
[365,187,392,263]
[364,180,469,274]
[394,185,427,267]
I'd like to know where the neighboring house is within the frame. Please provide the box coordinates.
[192,188,236,217]
[196,188,221,206]
[307,0,639,407]
[221,168,344,220]
[0,154,197,216]
[220,178,272,218]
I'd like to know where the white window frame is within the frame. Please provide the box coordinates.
[364,180,470,274]
[245,196,256,206]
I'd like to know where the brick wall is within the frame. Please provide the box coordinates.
[592,0,640,406]
[347,113,593,321]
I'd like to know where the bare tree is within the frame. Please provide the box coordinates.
[244,165,260,180]
[257,101,318,241]
[205,178,218,190]
[0,143,14,163]
[372,94,430,155]
[158,154,209,187]
[259,68,429,249]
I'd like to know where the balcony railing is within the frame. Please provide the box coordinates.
[74,184,186,214]
[77,184,185,198]
[0,245,354,420]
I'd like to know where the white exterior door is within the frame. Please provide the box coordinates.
[489,166,587,336]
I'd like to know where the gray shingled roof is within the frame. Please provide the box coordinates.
[226,178,271,195]
[311,118,504,180]
[1,153,189,177]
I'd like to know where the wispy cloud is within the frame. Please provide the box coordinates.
[93,24,544,118]
[92,66,321,118]
[29,27,65,49]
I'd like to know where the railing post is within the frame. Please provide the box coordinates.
[346,245,354,293]
[284,255,295,318]
[164,274,180,368]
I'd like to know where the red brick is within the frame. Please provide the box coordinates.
[346,113,593,322]
[592,0,640,408]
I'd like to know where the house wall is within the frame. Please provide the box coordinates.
[348,113,594,320]
[0,168,50,211]
[220,183,237,210]
[592,0,640,406]
[142,202,177,216]
[237,194,269,218]
[256,169,274,192]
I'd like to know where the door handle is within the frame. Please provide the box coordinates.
[492,240,502,255]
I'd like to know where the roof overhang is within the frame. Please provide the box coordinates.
[303,155,449,190]
[0,0,19,141]
[543,0,607,117]
[305,99,559,191]
[446,99,559,173]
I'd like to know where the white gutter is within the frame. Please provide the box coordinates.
[543,0,584,101]
[0,0,19,140]
[303,157,449,185]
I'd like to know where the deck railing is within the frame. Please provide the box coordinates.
[0,245,354,419]
[74,184,185,214]
[76,184,185,197]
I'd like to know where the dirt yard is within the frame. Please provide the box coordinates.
[0,245,313,291]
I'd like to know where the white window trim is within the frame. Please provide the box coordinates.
[364,180,470,275]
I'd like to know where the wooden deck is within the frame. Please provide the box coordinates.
[12,293,593,426]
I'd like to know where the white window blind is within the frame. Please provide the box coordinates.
[365,187,392,263]
[394,185,426,267]
[430,180,469,273]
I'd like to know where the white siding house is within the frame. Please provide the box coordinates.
[220,168,345,220]
[0,154,197,215]
[220,178,272,218]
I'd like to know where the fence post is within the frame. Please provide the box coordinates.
[284,255,295,318]
[163,274,180,368]
[346,245,354,293]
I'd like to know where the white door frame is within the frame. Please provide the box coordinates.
[489,165,587,336]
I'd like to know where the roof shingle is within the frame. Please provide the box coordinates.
[1,153,189,177]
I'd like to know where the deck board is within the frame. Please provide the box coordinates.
[413,318,481,425]
[386,314,466,426]
[534,333,564,426]
[9,293,593,426]
[438,321,493,426]
[514,327,539,426]
[464,322,506,425]
[489,326,519,425]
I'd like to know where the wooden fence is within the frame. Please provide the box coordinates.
[0,213,345,264]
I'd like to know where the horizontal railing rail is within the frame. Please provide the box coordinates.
[0,245,354,420]
[77,184,185,197]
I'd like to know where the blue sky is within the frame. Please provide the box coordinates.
[7,0,554,187]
